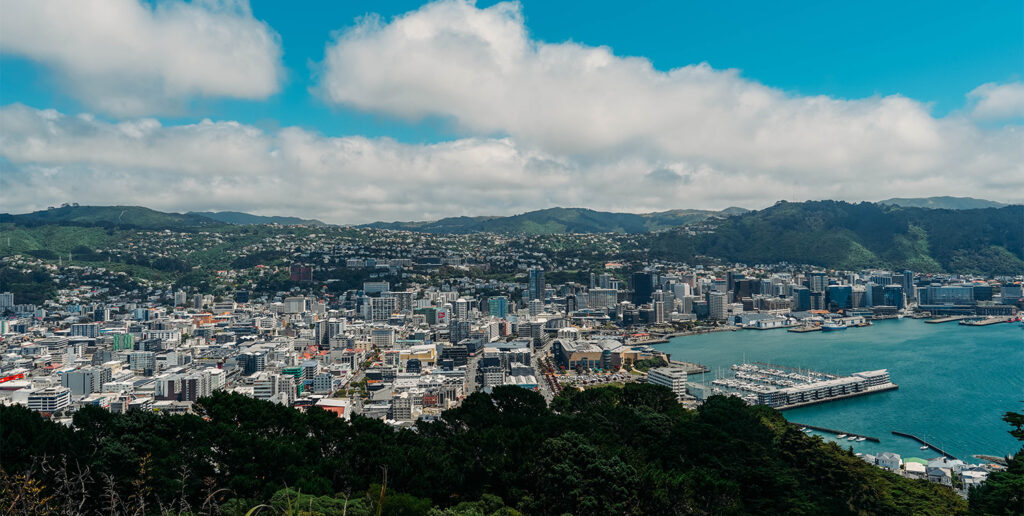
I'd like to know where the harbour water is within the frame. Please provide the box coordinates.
[656,318,1024,461]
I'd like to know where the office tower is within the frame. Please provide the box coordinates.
[709,291,727,320]
[454,298,470,320]
[528,267,545,300]
[902,270,915,302]
[632,272,655,305]
[807,271,827,293]
[488,296,509,318]
[565,294,578,314]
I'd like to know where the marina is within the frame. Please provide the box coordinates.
[694,362,897,410]
[656,319,1023,460]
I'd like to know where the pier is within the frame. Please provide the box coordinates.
[774,382,899,410]
[787,325,821,333]
[668,359,709,374]
[790,422,880,442]
[959,316,1016,326]
[892,431,957,460]
[924,315,967,324]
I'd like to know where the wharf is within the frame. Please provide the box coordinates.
[959,316,1015,326]
[787,325,821,333]
[892,431,957,460]
[775,383,899,411]
[668,359,710,374]
[925,316,967,324]
[790,422,880,442]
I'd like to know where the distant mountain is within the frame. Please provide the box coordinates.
[0,205,222,230]
[647,200,1024,274]
[362,207,748,234]
[877,196,1009,210]
[191,211,327,226]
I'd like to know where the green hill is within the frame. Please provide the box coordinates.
[0,205,222,230]
[878,196,1008,210]
[363,206,747,234]
[647,201,1024,274]
[0,386,971,515]
[190,211,327,226]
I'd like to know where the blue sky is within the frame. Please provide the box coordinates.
[1,1,1022,222]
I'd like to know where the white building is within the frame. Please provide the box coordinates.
[646,367,688,400]
[27,387,72,413]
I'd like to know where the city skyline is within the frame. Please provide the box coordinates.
[1,0,1022,224]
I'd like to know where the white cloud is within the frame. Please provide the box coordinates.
[2,104,1021,224]
[968,82,1024,120]
[0,0,282,116]
[318,0,1022,183]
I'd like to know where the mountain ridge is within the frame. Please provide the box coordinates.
[361,206,751,234]
[190,211,326,226]
[877,196,1009,210]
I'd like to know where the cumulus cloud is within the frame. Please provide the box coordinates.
[968,82,1024,120]
[318,0,1022,185]
[0,0,282,116]
[2,104,1021,224]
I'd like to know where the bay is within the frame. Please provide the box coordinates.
[656,318,1024,460]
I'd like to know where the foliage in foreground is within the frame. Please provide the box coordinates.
[1,386,975,515]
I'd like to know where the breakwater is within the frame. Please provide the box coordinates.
[791,422,880,442]
[892,431,958,460]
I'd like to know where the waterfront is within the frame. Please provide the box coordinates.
[657,318,1023,461]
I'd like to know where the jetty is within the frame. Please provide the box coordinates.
[892,431,957,460]
[668,359,709,374]
[787,325,821,333]
[791,422,880,442]
[925,315,967,324]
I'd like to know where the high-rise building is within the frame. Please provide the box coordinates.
[632,272,655,305]
[883,285,905,308]
[454,298,470,320]
[528,267,546,300]
[488,296,509,318]
[528,299,544,316]
[0,292,14,308]
[588,288,618,309]
[709,291,728,320]
[807,272,827,293]
[565,294,578,314]
[726,271,745,302]
[902,270,915,302]
[827,285,853,311]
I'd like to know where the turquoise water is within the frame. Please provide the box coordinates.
[657,319,1024,461]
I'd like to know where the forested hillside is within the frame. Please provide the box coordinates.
[647,201,1024,274]
[1,385,978,515]
[363,207,746,234]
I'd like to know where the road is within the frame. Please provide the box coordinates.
[532,339,556,402]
